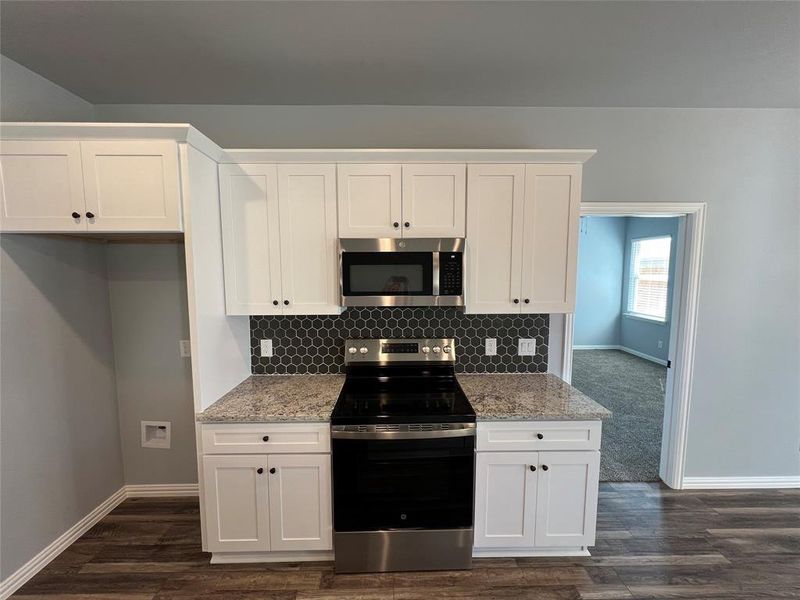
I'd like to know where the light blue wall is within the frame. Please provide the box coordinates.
[574,217,627,347]
[620,217,682,362]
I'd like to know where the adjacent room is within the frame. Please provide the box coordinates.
[0,2,798,599]
[572,216,681,482]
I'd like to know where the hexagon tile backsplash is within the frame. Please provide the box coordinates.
[250,307,549,375]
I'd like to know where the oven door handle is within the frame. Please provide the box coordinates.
[331,425,475,440]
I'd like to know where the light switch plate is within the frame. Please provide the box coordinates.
[485,338,497,356]
[518,338,537,356]
[179,340,191,358]
[260,339,273,358]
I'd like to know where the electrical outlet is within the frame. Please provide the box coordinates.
[518,338,537,356]
[260,339,273,358]
[179,340,191,358]
[658,340,664,349]
[485,338,497,356]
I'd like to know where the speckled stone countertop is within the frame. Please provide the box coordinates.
[458,373,611,421]
[197,376,345,423]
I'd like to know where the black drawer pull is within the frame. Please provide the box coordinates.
[262,435,269,442]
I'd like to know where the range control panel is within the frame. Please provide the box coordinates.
[344,338,456,363]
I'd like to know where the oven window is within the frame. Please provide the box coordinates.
[332,436,474,532]
[342,252,433,296]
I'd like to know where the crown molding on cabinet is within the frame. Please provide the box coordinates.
[220,148,597,164]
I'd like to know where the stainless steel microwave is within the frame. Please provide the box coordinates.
[339,238,464,307]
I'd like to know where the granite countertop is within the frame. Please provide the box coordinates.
[457,373,611,421]
[197,372,610,424]
[197,375,345,423]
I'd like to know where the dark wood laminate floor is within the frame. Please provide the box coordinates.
[12,483,800,599]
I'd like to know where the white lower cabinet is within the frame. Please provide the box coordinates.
[203,455,270,553]
[474,421,602,555]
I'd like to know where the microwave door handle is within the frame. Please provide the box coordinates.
[432,252,440,296]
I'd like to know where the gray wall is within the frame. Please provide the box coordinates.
[95,104,800,480]
[0,235,123,578]
[106,243,196,485]
[0,55,94,121]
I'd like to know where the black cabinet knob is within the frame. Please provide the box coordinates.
[537,433,544,440]
[524,299,530,304]
[71,212,81,219]
[85,212,95,219]
[256,468,264,474]
[513,298,519,304]
[541,465,549,471]
[529,465,536,472]
[283,300,289,305]
[269,468,276,474]
[272,300,279,306]
[404,222,410,228]
[262,435,269,442]
[393,222,399,228]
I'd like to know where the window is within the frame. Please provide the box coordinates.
[626,236,671,321]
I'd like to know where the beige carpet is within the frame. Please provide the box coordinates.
[572,349,667,482]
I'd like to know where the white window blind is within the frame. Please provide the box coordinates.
[627,236,671,321]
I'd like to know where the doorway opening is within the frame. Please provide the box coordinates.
[555,203,706,489]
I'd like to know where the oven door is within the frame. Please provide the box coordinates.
[331,431,475,533]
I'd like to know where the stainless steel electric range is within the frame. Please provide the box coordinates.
[330,338,476,574]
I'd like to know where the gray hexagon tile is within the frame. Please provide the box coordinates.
[250,308,549,375]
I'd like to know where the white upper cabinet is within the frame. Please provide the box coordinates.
[277,164,340,315]
[466,164,526,313]
[81,141,182,232]
[521,165,581,313]
[466,163,583,314]
[337,164,402,238]
[401,164,466,237]
[220,163,340,316]
[534,451,599,548]
[0,139,182,233]
[220,163,282,315]
[267,453,332,552]
[0,141,86,232]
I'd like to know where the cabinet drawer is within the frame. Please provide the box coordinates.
[477,421,601,452]
[202,423,330,454]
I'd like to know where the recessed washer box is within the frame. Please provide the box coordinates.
[141,421,171,449]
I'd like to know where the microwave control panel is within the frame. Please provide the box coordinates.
[438,252,463,296]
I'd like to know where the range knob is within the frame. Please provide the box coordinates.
[421,346,431,354]
[348,347,357,354]
[433,346,442,354]
[359,347,368,354]
[443,345,452,354]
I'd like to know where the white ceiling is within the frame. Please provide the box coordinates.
[1,1,798,108]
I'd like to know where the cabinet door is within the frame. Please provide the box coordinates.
[520,164,582,313]
[534,451,600,548]
[465,164,525,313]
[337,164,401,238]
[0,140,87,232]
[267,454,332,551]
[219,164,282,315]
[81,141,182,232]
[401,164,466,237]
[277,164,340,315]
[474,451,538,548]
[202,455,270,553]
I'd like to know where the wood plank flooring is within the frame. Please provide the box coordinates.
[12,483,800,599]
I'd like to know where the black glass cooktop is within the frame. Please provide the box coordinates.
[330,364,476,425]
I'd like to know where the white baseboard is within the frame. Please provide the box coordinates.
[0,483,199,599]
[473,547,590,558]
[573,344,668,366]
[682,476,800,489]
[126,483,199,497]
[211,550,334,564]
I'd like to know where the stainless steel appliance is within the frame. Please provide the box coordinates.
[330,338,476,573]
[339,238,464,307]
